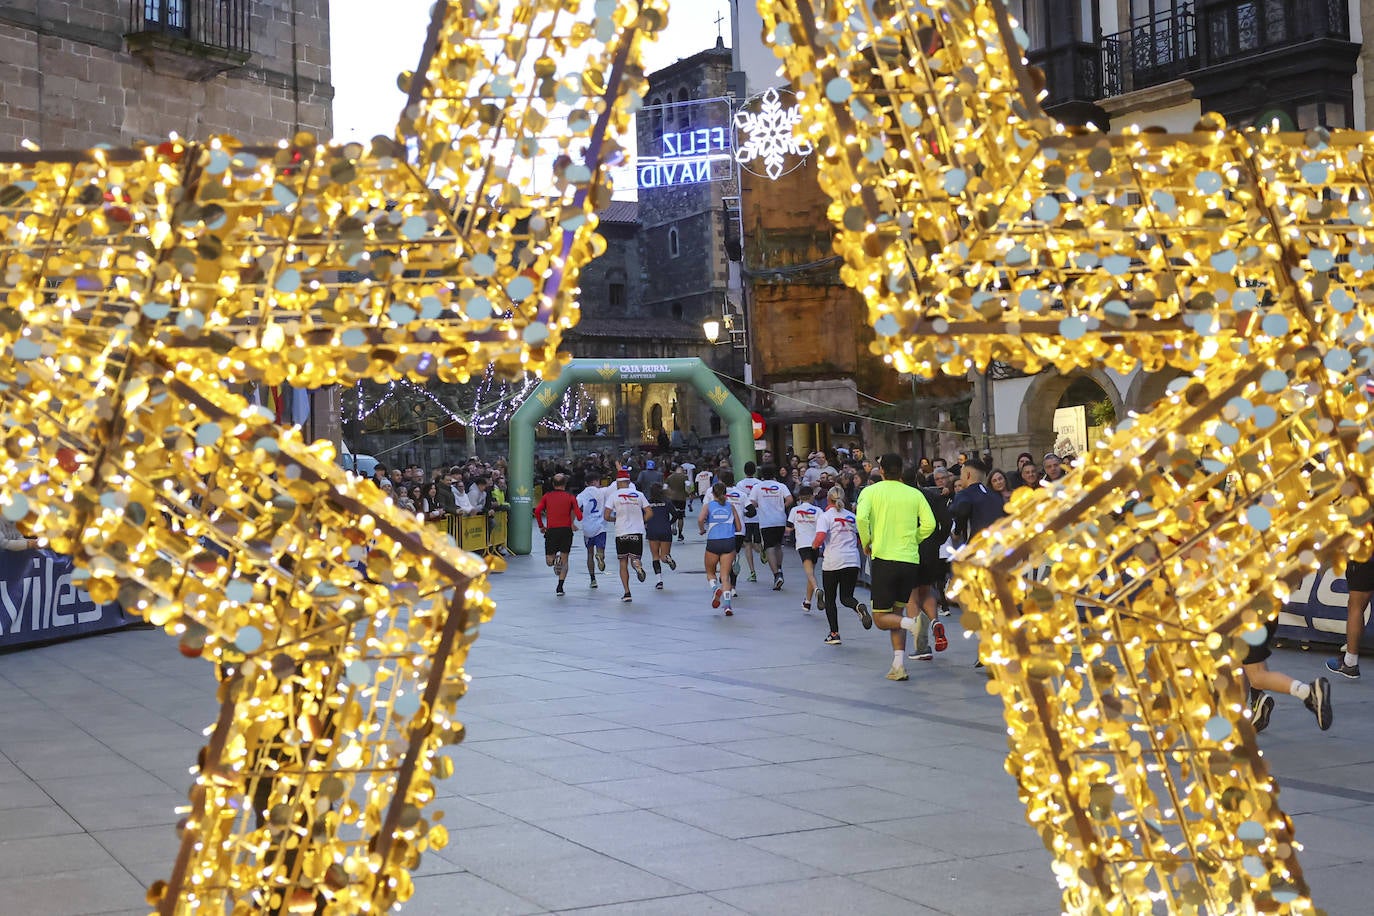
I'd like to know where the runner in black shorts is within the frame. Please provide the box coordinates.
[533,473,581,597]
[738,461,762,583]
[855,454,939,682]
[787,486,823,611]
[868,557,923,613]
[1243,613,1331,732]
[699,481,743,615]
[1327,548,1374,679]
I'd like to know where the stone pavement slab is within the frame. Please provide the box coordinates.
[2,533,1374,914]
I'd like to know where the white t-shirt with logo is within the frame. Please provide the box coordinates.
[815,507,862,571]
[606,484,650,537]
[576,485,606,538]
[787,502,822,549]
[725,486,748,526]
[694,469,714,498]
[749,479,791,529]
[737,476,761,503]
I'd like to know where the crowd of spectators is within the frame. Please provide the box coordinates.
[359,444,1077,529]
[365,458,511,522]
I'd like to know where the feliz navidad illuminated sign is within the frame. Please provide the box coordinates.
[634,90,812,188]
[636,126,733,187]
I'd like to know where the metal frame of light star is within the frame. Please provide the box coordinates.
[761,0,1374,913]
[0,1,667,912]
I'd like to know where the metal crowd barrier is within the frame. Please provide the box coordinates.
[435,509,509,558]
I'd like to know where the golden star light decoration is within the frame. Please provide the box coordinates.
[0,0,665,912]
[763,0,1374,912]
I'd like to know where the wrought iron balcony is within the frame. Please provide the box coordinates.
[1101,7,1199,97]
[128,0,252,60]
[1200,0,1349,63]
[1030,42,1105,108]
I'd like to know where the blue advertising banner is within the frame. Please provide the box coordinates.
[0,549,130,650]
[1276,565,1372,647]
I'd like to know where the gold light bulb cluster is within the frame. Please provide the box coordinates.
[763,0,1374,912]
[0,1,666,912]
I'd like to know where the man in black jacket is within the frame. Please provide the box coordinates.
[948,459,1008,668]
[949,459,1006,546]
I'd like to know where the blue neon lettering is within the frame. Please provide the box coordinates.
[660,127,730,160]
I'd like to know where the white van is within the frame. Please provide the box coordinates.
[338,446,379,477]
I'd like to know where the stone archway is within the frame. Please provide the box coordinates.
[506,358,753,554]
[1124,366,1187,417]
[1019,368,1126,459]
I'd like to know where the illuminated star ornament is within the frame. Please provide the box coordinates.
[764,0,1374,913]
[0,0,665,912]
[734,86,814,179]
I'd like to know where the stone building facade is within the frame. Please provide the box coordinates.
[0,0,332,151]
[636,39,736,330]
[527,41,748,457]
[0,0,337,446]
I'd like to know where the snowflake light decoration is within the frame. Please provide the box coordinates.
[734,87,813,180]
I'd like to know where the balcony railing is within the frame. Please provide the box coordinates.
[1100,0,1351,96]
[1101,7,1199,96]
[1030,42,1106,109]
[129,0,251,57]
[1201,0,1349,63]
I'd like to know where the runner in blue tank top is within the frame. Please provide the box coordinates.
[697,481,743,615]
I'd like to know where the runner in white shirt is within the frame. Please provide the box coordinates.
[786,485,824,612]
[736,461,763,583]
[813,485,871,645]
[576,477,609,588]
[693,468,714,513]
[748,465,793,590]
[680,460,697,509]
[603,471,652,603]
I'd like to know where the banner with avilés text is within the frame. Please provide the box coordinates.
[0,549,130,650]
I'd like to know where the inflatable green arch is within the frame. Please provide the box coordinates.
[507,358,754,555]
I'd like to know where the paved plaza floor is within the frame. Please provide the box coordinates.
[3,533,1374,915]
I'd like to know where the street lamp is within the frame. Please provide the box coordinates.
[702,304,747,350]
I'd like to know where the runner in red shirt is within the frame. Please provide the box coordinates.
[534,474,582,596]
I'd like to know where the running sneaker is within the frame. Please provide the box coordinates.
[677,533,684,541]
[814,589,826,613]
[712,586,724,609]
[885,664,909,681]
[555,582,565,596]
[1305,677,1332,730]
[772,575,784,591]
[908,650,934,661]
[621,592,633,604]
[597,554,606,573]
[802,597,812,611]
[633,561,646,582]
[746,571,756,582]
[932,620,948,653]
[665,555,677,571]
[1326,657,1361,680]
[589,577,598,589]
[855,602,873,630]
[1250,692,1275,733]
[723,592,734,616]
[655,581,664,590]
[553,556,564,577]
[824,632,841,645]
